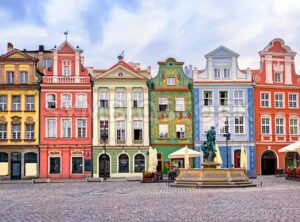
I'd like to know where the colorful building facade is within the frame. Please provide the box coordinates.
[254,38,300,175]
[92,57,150,178]
[149,58,193,173]
[39,41,92,179]
[0,43,40,179]
[193,46,256,176]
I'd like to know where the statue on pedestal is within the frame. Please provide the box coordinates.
[201,126,216,162]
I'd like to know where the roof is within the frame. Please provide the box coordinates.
[205,45,239,58]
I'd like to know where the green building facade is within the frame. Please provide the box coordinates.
[149,58,193,173]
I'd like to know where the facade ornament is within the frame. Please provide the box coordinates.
[11,116,21,124]
[187,112,192,120]
[161,73,165,81]
[273,63,284,72]
[159,113,165,121]
[177,73,181,81]
[179,112,183,120]
[25,116,35,125]
[0,116,7,124]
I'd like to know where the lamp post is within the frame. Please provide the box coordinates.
[101,131,108,180]
[223,117,231,168]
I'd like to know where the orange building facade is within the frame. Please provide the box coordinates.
[254,39,300,175]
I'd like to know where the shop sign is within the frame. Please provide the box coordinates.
[49,150,61,156]
[71,150,84,156]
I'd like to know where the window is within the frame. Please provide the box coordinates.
[176,124,185,139]
[26,95,35,111]
[134,154,145,173]
[274,72,282,83]
[290,118,298,135]
[47,94,56,108]
[43,58,52,68]
[62,119,71,138]
[116,120,126,141]
[47,119,57,138]
[99,91,109,108]
[175,98,185,111]
[223,68,231,79]
[119,154,129,173]
[26,124,34,139]
[261,117,270,134]
[133,92,143,108]
[275,117,284,135]
[100,121,109,140]
[76,94,87,108]
[12,96,21,111]
[12,124,21,139]
[214,68,220,79]
[203,91,212,106]
[115,92,125,107]
[0,152,8,162]
[133,121,143,141]
[234,90,244,106]
[159,98,168,111]
[72,157,83,174]
[77,119,86,138]
[7,72,14,83]
[20,71,28,84]
[63,61,71,77]
[289,94,298,108]
[0,124,7,139]
[0,96,7,111]
[167,78,176,86]
[275,93,284,108]
[203,116,214,134]
[234,116,244,134]
[219,116,229,134]
[62,94,72,109]
[219,91,228,106]
[159,124,168,139]
[261,93,270,107]
[49,157,60,174]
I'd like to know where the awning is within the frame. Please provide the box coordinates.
[278,141,300,153]
[168,146,202,159]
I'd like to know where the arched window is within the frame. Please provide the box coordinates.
[0,152,8,162]
[119,154,129,173]
[24,152,37,163]
[134,154,145,173]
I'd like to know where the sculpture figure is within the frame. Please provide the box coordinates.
[201,126,216,162]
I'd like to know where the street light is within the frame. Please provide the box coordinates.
[101,131,108,180]
[223,117,231,168]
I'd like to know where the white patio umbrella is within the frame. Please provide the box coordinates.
[278,141,300,153]
[240,145,247,170]
[214,144,223,168]
[184,146,190,169]
[153,148,158,172]
[148,146,155,172]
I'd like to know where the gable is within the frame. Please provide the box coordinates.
[59,44,75,53]
[205,46,239,58]
[7,52,28,59]
[0,49,37,61]
[96,65,147,80]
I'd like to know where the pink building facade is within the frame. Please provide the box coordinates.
[39,41,92,179]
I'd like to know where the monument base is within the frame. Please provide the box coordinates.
[171,162,256,188]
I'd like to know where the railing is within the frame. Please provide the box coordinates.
[44,76,90,84]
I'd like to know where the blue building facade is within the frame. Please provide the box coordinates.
[193,46,256,176]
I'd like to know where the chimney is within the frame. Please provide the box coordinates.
[7,43,13,52]
[39,45,44,51]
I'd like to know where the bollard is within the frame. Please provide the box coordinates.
[261,181,262,187]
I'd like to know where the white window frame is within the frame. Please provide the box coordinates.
[288,93,298,108]
[274,93,284,108]
[76,94,87,109]
[12,124,21,139]
[115,91,126,108]
[46,93,57,109]
[61,119,72,138]
[214,68,221,79]
[26,95,35,111]
[219,91,228,106]
[167,78,176,86]
[43,58,52,68]
[159,97,168,111]
[46,118,57,138]
[62,60,71,77]
[0,124,7,139]
[159,124,168,139]
[7,71,14,83]
[25,124,35,139]
[275,117,285,135]
[61,94,72,109]
[116,120,126,141]
[234,90,244,106]
[0,95,7,111]
[289,117,299,135]
[49,156,61,175]
[175,97,185,111]
[223,68,231,79]
[71,156,84,175]
[76,118,87,138]
[260,92,271,108]
[274,72,282,83]
[100,120,109,140]
[99,91,109,108]
[133,120,143,141]
[234,116,245,134]
[12,95,21,111]
[176,124,186,139]
[203,91,213,106]
[20,71,28,84]
[132,91,143,108]
[261,116,271,135]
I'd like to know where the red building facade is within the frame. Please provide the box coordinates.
[39,41,92,179]
[254,39,300,175]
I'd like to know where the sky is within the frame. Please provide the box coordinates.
[1,0,300,74]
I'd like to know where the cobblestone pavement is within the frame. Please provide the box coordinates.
[0,176,300,222]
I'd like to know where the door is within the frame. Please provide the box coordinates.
[99,154,110,178]
[234,150,241,168]
[11,152,21,179]
[261,150,277,175]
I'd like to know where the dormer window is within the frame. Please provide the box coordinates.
[63,61,71,77]
[274,72,282,83]
[167,78,175,86]
[223,68,231,79]
[214,68,221,79]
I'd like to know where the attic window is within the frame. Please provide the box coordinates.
[63,61,71,77]
[168,62,173,66]
[117,72,124,78]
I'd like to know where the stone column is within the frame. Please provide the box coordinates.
[143,88,149,146]
[265,55,273,84]
[75,52,80,83]
[0,64,4,83]
[285,56,292,85]
[126,87,132,146]
[93,87,99,146]
[53,52,58,77]
[109,87,115,146]
[15,64,20,83]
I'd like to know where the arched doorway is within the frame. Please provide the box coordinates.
[261,150,277,175]
[24,152,38,177]
[11,152,21,179]
[134,154,145,173]
[99,154,110,178]
[119,154,129,173]
[285,152,300,168]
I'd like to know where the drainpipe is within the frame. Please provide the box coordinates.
[90,73,94,178]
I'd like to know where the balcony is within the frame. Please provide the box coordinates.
[43,76,90,84]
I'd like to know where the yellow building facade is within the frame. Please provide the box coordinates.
[0,46,40,179]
